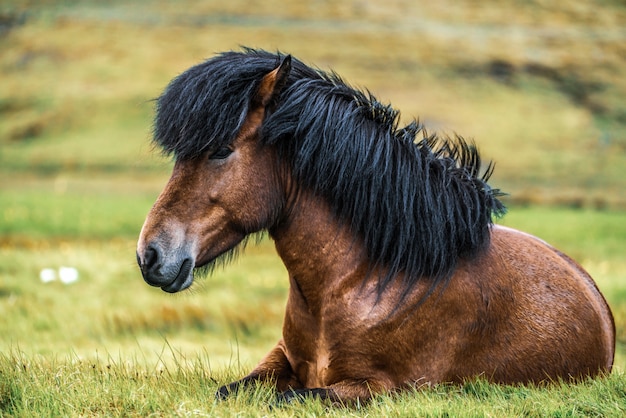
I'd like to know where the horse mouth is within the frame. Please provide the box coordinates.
[161,258,194,293]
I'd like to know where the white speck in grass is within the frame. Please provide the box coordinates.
[40,268,57,283]
[59,267,79,284]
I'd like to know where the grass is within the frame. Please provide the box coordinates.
[1,0,625,415]
[1,350,625,417]
[0,174,165,240]
[1,203,625,415]
[0,237,286,367]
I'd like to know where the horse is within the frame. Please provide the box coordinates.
[136,48,615,403]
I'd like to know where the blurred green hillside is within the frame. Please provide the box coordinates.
[1,0,625,209]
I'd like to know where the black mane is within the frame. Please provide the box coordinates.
[154,49,322,159]
[154,48,506,296]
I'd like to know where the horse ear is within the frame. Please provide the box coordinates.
[256,55,292,109]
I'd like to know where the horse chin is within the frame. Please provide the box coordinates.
[161,258,194,293]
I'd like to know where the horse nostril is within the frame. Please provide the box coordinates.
[142,244,161,272]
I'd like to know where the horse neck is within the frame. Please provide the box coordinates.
[269,190,368,314]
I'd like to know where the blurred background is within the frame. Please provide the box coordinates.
[1,0,625,371]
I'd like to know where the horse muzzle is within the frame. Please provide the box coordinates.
[136,242,195,293]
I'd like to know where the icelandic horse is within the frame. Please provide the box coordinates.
[137,49,615,403]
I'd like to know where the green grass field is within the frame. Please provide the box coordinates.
[1,0,625,416]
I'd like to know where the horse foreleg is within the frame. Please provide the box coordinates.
[276,379,381,405]
[215,339,301,399]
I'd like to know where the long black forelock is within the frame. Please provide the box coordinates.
[153,49,321,160]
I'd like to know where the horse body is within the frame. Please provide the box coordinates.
[136,49,614,403]
[262,190,614,400]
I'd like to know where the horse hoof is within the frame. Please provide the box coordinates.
[276,388,332,405]
[275,389,303,404]
[215,385,233,400]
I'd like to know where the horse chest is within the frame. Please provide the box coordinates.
[307,334,332,387]
[282,300,334,386]
[282,320,333,387]
[284,286,388,387]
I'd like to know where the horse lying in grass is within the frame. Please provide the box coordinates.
[136,48,615,403]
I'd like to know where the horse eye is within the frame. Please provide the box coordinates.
[209,147,233,160]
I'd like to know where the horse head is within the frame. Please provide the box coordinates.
[136,56,292,292]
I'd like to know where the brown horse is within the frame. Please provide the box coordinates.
[136,49,615,403]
